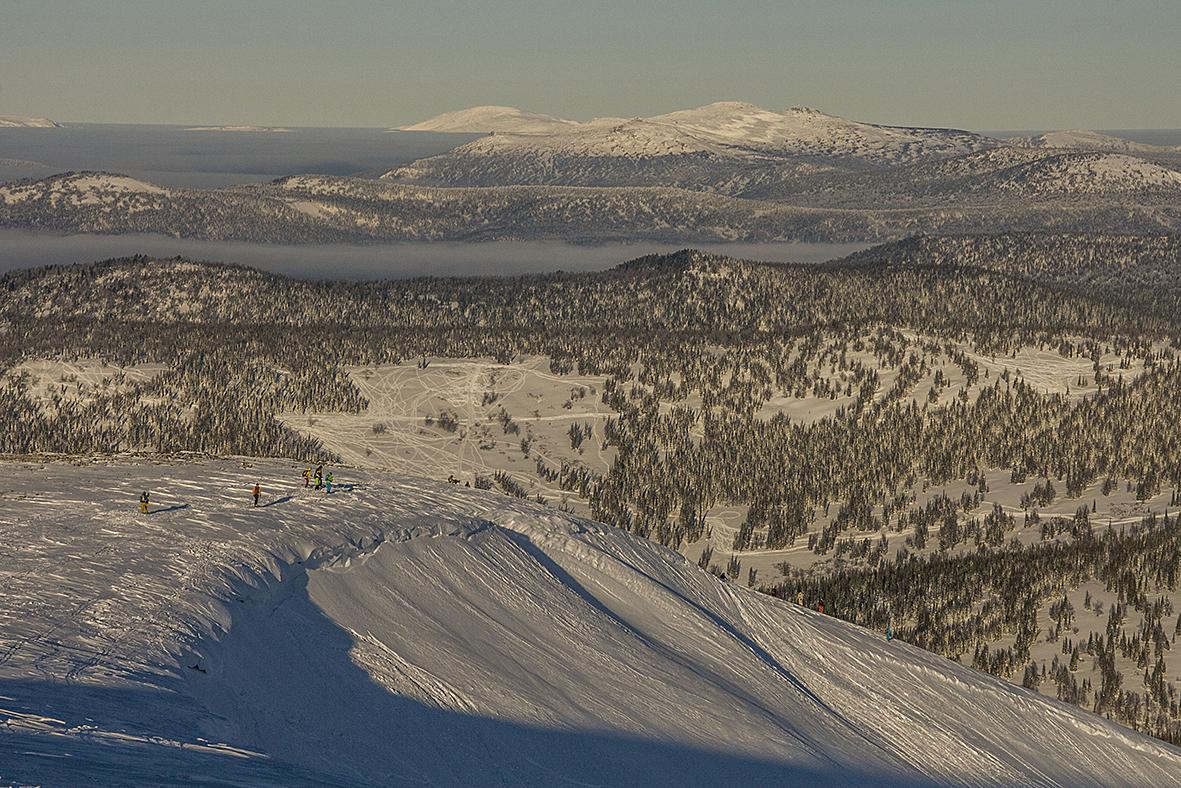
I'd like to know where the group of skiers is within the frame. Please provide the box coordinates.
[302,465,334,493]
[136,465,342,514]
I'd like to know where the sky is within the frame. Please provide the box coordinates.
[2,0,1179,131]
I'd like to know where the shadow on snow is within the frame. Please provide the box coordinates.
[0,562,931,788]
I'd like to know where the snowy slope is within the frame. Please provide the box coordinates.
[2,458,1179,786]
[991,152,1181,196]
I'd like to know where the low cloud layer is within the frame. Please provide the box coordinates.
[0,231,869,280]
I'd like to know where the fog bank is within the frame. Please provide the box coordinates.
[0,230,870,280]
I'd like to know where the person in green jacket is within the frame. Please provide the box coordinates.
[325,472,334,494]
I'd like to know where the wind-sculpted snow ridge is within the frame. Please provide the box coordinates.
[2,458,1179,786]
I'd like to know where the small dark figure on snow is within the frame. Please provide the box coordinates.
[447,474,459,484]
[314,465,324,490]
[252,483,261,507]
[139,491,150,514]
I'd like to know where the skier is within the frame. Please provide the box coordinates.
[447,474,459,484]
[302,467,311,488]
[314,465,324,490]
[252,482,261,507]
[139,491,150,514]
[817,600,825,615]
[795,590,805,607]
[886,621,893,641]
[325,472,333,495]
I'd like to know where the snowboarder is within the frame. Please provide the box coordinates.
[302,467,311,488]
[314,465,323,490]
[325,472,333,494]
[139,491,150,514]
[252,483,261,507]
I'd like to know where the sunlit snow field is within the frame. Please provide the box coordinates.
[3,457,1181,786]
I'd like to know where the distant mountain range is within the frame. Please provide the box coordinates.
[385,102,997,188]
[2,170,1178,243]
[380,102,1181,209]
[2,102,1179,243]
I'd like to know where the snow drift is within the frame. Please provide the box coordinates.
[2,458,1179,786]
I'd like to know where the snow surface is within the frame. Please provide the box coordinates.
[2,458,1179,786]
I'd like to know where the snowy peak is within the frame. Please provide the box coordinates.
[0,114,61,128]
[395,105,582,134]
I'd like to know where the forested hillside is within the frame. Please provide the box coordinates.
[3,170,1180,243]
[4,233,1181,743]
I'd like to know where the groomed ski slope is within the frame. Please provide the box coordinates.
[1,459,1179,786]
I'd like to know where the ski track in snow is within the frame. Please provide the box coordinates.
[1,457,1180,786]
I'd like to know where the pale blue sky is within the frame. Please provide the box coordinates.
[2,1,1178,130]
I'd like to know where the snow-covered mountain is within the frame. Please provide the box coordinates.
[384,101,999,188]
[0,171,171,207]
[3,457,1179,786]
[395,105,591,134]
[0,114,61,128]
[1012,129,1180,155]
[822,147,1181,203]
[991,152,1181,196]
